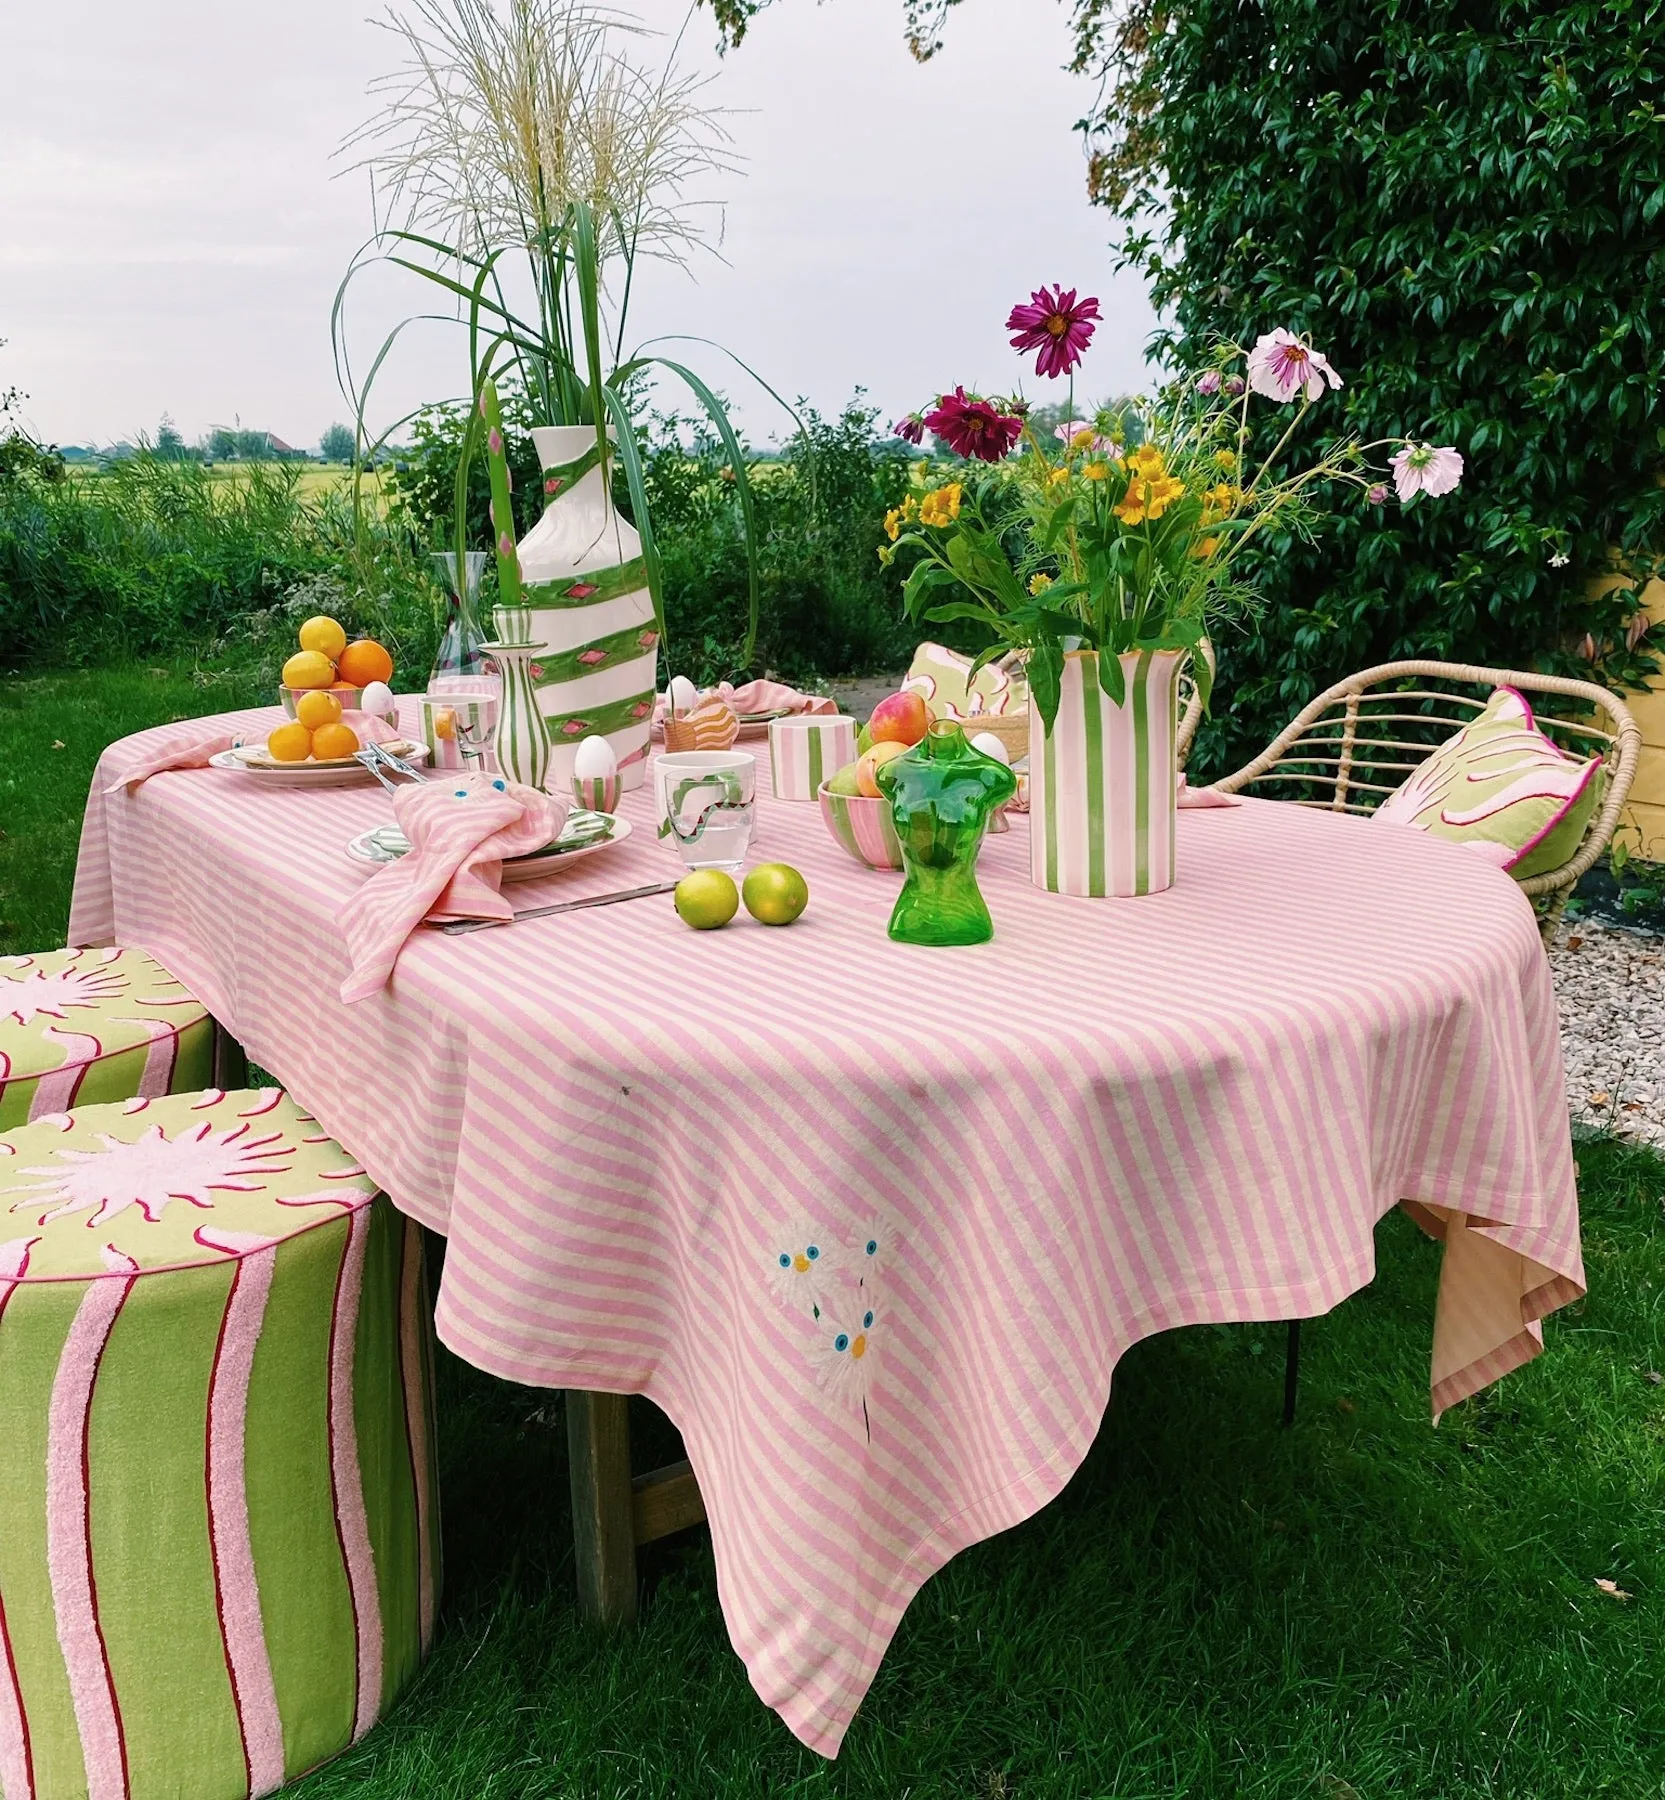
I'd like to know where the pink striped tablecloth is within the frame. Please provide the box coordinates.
[69,702,1583,1757]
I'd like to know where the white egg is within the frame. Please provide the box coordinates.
[571,734,618,782]
[359,679,395,719]
[666,674,700,716]
[970,731,1011,765]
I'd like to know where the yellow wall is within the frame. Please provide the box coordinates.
[1620,577,1665,863]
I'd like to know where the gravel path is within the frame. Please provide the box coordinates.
[1549,917,1665,1149]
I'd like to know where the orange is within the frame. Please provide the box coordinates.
[336,639,393,687]
[295,689,343,731]
[267,722,313,763]
[310,722,361,762]
[297,615,348,660]
[282,649,336,691]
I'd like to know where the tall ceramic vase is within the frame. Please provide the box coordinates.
[1028,648,1184,897]
[495,425,658,793]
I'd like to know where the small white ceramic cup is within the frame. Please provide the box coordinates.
[768,714,858,802]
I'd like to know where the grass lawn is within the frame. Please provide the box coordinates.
[5,666,1665,1797]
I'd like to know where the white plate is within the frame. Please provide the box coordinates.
[345,810,632,881]
[209,740,431,789]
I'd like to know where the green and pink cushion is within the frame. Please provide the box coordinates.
[1373,686,1604,879]
[0,1087,437,1800]
[1,947,212,1129]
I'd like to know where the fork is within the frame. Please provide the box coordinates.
[353,749,400,794]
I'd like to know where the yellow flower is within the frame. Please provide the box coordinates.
[1047,467,1070,490]
[1069,428,1098,451]
[1082,461,1110,481]
[1192,535,1222,559]
[902,494,919,521]
[1028,572,1054,595]
[883,508,904,542]
[1123,444,1166,481]
[1201,482,1241,524]
[1115,472,1186,526]
[1145,474,1185,520]
[1114,489,1149,526]
[1214,449,1238,471]
[918,482,963,528]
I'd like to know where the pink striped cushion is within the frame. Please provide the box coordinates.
[1373,686,1603,879]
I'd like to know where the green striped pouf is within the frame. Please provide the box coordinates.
[1,948,212,1129]
[0,1088,439,1800]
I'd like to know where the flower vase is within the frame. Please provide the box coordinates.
[427,550,492,693]
[512,425,659,792]
[484,607,554,792]
[1028,648,1184,897]
[875,720,1016,946]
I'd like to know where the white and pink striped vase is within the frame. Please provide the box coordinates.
[1028,648,1184,898]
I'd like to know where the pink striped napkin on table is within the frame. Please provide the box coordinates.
[337,774,567,1003]
[654,679,837,726]
[105,709,406,792]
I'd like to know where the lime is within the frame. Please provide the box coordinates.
[827,760,863,796]
[674,869,739,930]
[742,862,809,926]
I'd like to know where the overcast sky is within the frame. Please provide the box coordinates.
[1,0,1160,450]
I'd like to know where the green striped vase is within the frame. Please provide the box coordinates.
[1028,648,1183,897]
[0,1088,438,1800]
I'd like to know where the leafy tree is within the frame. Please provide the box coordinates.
[320,422,356,464]
[204,427,238,461]
[155,414,187,460]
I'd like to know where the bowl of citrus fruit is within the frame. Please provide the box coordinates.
[279,615,395,718]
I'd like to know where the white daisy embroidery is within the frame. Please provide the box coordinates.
[818,1304,877,1433]
[767,1226,842,1318]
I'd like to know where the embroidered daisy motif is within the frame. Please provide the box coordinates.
[3,962,128,1029]
[849,1219,884,1283]
[10,1120,295,1230]
[768,1227,842,1317]
[818,1305,877,1434]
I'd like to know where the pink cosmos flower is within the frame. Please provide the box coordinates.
[1225,375,1246,397]
[894,416,926,445]
[1366,483,1390,506]
[923,387,1023,462]
[1005,286,1101,379]
[1389,442,1464,502]
[1054,421,1116,451]
[1196,370,1222,396]
[1246,329,1343,403]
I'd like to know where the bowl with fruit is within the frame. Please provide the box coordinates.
[279,616,396,719]
[211,686,429,787]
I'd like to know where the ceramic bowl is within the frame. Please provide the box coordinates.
[817,783,903,870]
[280,683,365,719]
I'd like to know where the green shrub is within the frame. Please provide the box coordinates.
[1096,0,1665,776]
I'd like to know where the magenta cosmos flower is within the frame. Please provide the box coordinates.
[923,388,1023,462]
[1390,442,1464,502]
[1005,286,1101,379]
[893,415,926,445]
[1246,328,1342,403]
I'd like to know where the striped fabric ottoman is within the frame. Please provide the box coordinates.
[1,948,213,1127]
[0,1087,438,1800]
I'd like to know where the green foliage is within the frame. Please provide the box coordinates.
[1108,0,1665,776]
[320,422,357,464]
[0,454,438,674]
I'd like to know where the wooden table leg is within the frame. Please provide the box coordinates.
[566,1391,638,1627]
[212,1018,249,1090]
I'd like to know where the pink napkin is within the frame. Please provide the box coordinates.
[653,680,837,725]
[1177,776,1241,808]
[337,773,567,1003]
[106,709,405,793]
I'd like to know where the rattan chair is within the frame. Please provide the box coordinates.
[1213,658,1641,1425]
[1214,658,1641,938]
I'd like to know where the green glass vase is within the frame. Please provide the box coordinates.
[875,720,1017,946]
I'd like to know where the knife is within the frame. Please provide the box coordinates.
[434,879,680,935]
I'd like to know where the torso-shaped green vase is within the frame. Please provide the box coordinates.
[875,721,1017,945]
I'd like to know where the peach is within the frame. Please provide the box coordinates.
[868,689,929,748]
[856,739,909,797]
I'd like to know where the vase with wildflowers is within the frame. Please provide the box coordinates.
[881,293,1464,894]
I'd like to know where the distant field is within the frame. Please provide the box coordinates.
[66,462,384,501]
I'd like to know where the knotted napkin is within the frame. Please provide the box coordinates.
[338,773,567,1003]
[106,709,406,793]
[653,679,836,726]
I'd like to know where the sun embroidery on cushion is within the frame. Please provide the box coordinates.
[768,1227,842,1317]
[9,1120,295,1230]
[3,962,129,1029]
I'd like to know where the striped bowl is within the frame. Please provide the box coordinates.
[818,782,903,870]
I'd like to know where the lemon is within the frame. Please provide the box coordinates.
[742,863,808,926]
[310,721,361,762]
[674,869,739,930]
[298,615,348,659]
[266,722,313,763]
[295,689,344,731]
[282,649,336,691]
